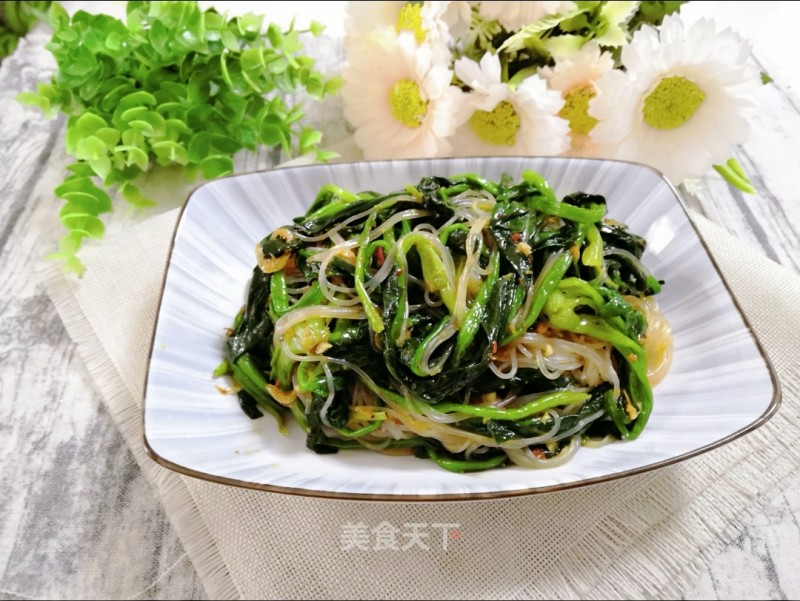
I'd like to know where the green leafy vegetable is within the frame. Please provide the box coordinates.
[19,1,339,273]
[216,170,671,471]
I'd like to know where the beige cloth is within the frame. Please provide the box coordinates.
[39,206,800,600]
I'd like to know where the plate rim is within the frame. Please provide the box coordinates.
[142,156,782,502]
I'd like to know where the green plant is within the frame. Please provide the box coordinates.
[0,1,50,60]
[18,1,340,273]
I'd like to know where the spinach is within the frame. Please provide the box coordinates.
[219,170,667,470]
[226,267,272,361]
[237,390,264,420]
[489,200,539,282]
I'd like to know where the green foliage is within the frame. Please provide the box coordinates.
[18,1,338,273]
[461,0,687,77]
[627,1,687,31]
[0,1,51,60]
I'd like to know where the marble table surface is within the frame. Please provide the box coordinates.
[2,2,800,599]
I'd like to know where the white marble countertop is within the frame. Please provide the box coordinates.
[1,2,800,599]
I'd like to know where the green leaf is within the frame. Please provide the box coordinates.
[282,30,302,54]
[120,182,156,207]
[100,83,135,112]
[55,177,113,213]
[74,112,108,136]
[628,1,686,30]
[60,213,105,239]
[65,163,98,177]
[559,14,590,32]
[187,131,211,163]
[46,240,86,275]
[267,57,288,75]
[164,118,192,138]
[299,128,322,153]
[220,28,238,51]
[232,123,257,150]
[49,2,70,31]
[149,18,170,56]
[266,23,283,48]
[507,66,540,90]
[88,155,112,180]
[259,114,286,147]
[323,76,343,95]
[595,1,640,47]
[127,119,154,133]
[58,231,85,256]
[155,102,184,119]
[56,29,79,43]
[16,92,52,115]
[208,133,240,155]
[136,110,167,134]
[121,127,144,147]
[315,149,338,162]
[105,31,123,51]
[545,34,587,59]
[158,81,189,101]
[305,73,324,100]
[200,155,233,179]
[499,9,585,53]
[61,55,97,77]
[761,71,774,85]
[204,11,225,36]
[309,20,325,36]
[75,136,107,161]
[151,140,189,165]
[115,144,150,171]
[237,13,264,37]
[119,90,157,109]
[94,128,121,149]
[60,200,96,219]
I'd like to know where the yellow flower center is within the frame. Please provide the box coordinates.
[559,85,598,136]
[642,76,705,130]
[396,3,426,44]
[389,79,428,128]
[469,101,520,147]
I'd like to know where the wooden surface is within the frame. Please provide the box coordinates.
[1,4,800,599]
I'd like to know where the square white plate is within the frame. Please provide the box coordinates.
[143,157,780,500]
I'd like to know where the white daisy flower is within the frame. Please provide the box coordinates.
[341,31,460,160]
[540,41,615,154]
[451,52,570,156]
[345,1,454,62]
[478,1,576,32]
[589,15,760,182]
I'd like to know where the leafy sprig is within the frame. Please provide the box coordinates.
[18,1,340,273]
[465,0,687,66]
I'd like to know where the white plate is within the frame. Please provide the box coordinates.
[143,157,780,500]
